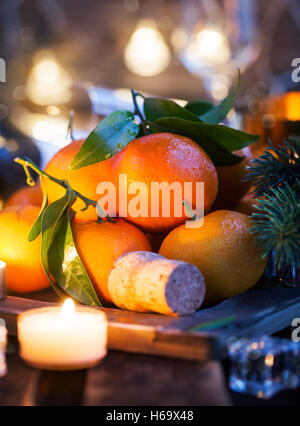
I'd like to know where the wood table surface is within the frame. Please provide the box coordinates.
[1,291,231,405]
[0,337,231,406]
[2,336,300,406]
[2,291,300,406]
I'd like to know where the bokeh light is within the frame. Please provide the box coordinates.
[124,20,171,77]
[26,52,72,105]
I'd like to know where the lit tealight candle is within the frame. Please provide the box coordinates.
[18,299,107,371]
[0,323,7,377]
[0,260,6,300]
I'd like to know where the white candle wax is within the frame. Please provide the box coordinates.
[0,260,6,300]
[18,299,107,370]
[0,324,7,377]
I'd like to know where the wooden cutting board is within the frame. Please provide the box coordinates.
[1,287,300,361]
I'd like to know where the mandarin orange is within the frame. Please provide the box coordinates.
[234,192,261,216]
[159,210,267,306]
[111,133,218,234]
[44,139,113,221]
[72,219,151,304]
[0,205,49,293]
[213,143,266,209]
[6,184,43,208]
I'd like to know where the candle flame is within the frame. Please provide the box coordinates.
[60,298,75,329]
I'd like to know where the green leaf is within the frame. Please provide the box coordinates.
[70,110,140,170]
[40,188,101,306]
[40,188,75,298]
[28,180,48,241]
[185,100,214,116]
[48,211,101,307]
[151,117,259,166]
[199,70,241,124]
[144,98,200,123]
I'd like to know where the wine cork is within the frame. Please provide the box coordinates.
[108,252,206,316]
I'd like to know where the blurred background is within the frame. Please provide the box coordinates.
[0,0,299,197]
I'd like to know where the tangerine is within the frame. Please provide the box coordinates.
[0,205,49,293]
[6,184,43,208]
[111,133,218,234]
[72,219,151,303]
[213,142,266,209]
[159,210,267,305]
[44,139,113,221]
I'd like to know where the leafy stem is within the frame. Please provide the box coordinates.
[131,89,149,135]
[14,156,110,222]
